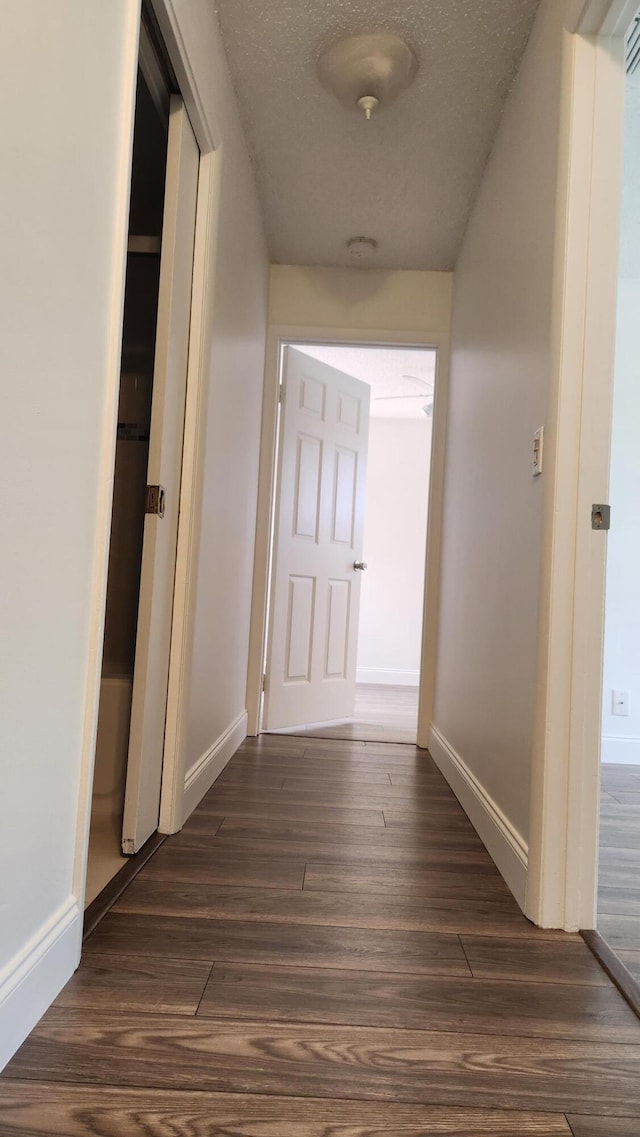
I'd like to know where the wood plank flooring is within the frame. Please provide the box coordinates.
[598,762,640,979]
[3,735,640,1135]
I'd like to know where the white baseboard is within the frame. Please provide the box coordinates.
[182,710,247,823]
[428,725,528,911]
[356,668,420,687]
[272,716,353,732]
[0,897,81,1071]
[601,734,640,765]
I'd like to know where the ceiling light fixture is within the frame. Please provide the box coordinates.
[317,32,418,121]
[357,95,380,121]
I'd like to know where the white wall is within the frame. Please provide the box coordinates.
[357,418,432,685]
[431,0,568,906]
[602,79,640,766]
[175,4,270,774]
[0,0,269,1070]
[0,0,140,1067]
[268,266,452,335]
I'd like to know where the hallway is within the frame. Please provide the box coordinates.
[2,734,640,1134]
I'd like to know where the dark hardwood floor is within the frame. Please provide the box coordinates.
[3,735,640,1135]
[599,763,640,981]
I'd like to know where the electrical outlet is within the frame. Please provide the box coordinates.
[612,690,630,717]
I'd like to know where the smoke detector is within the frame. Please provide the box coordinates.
[317,32,418,120]
[346,236,378,262]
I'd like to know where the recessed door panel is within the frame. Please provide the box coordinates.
[286,575,315,682]
[293,434,322,541]
[331,446,357,546]
[337,390,361,432]
[299,374,326,420]
[325,578,351,679]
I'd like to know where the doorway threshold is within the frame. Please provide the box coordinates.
[582,928,640,1022]
[83,831,167,941]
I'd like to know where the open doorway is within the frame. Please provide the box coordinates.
[85,20,200,905]
[596,20,640,999]
[261,341,435,746]
[85,53,170,906]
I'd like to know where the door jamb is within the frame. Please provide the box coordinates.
[526,1,630,930]
[150,6,222,836]
[73,0,224,911]
[567,0,639,35]
[158,147,222,833]
[246,325,450,748]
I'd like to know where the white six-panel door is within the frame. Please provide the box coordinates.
[263,347,371,730]
[122,97,199,853]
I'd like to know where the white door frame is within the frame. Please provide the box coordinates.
[72,0,224,908]
[526,0,635,930]
[246,324,451,747]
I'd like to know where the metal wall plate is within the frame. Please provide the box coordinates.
[146,484,166,518]
[591,504,611,530]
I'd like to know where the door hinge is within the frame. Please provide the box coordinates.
[278,383,284,404]
[146,484,166,518]
[262,672,267,692]
[591,504,611,531]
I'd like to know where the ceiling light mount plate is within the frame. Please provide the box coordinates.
[317,32,418,119]
[346,236,378,262]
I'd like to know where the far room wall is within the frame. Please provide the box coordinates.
[267,265,452,336]
[358,416,432,686]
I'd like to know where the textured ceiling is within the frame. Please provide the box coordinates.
[296,344,436,418]
[215,0,541,270]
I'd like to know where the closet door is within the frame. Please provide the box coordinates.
[122,97,199,853]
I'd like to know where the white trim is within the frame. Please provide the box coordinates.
[527,20,628,931]
[568,0,639,34]
[0,898,81,1071]
[271,717,357,733]
[182,710,248,821]
[246,324,450,756]
[601,0,640,35]
[566,0,604,32]
[429,726,528,910]
[159,149,223,834]
[417,335,450,749]
[149,0,221,152]
[356,668,420,686]
[601,736,640,764]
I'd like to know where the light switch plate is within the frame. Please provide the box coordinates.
[533,427,544,476]
[612,690,630,717]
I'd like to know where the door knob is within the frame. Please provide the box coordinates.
[353,561,368,571]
